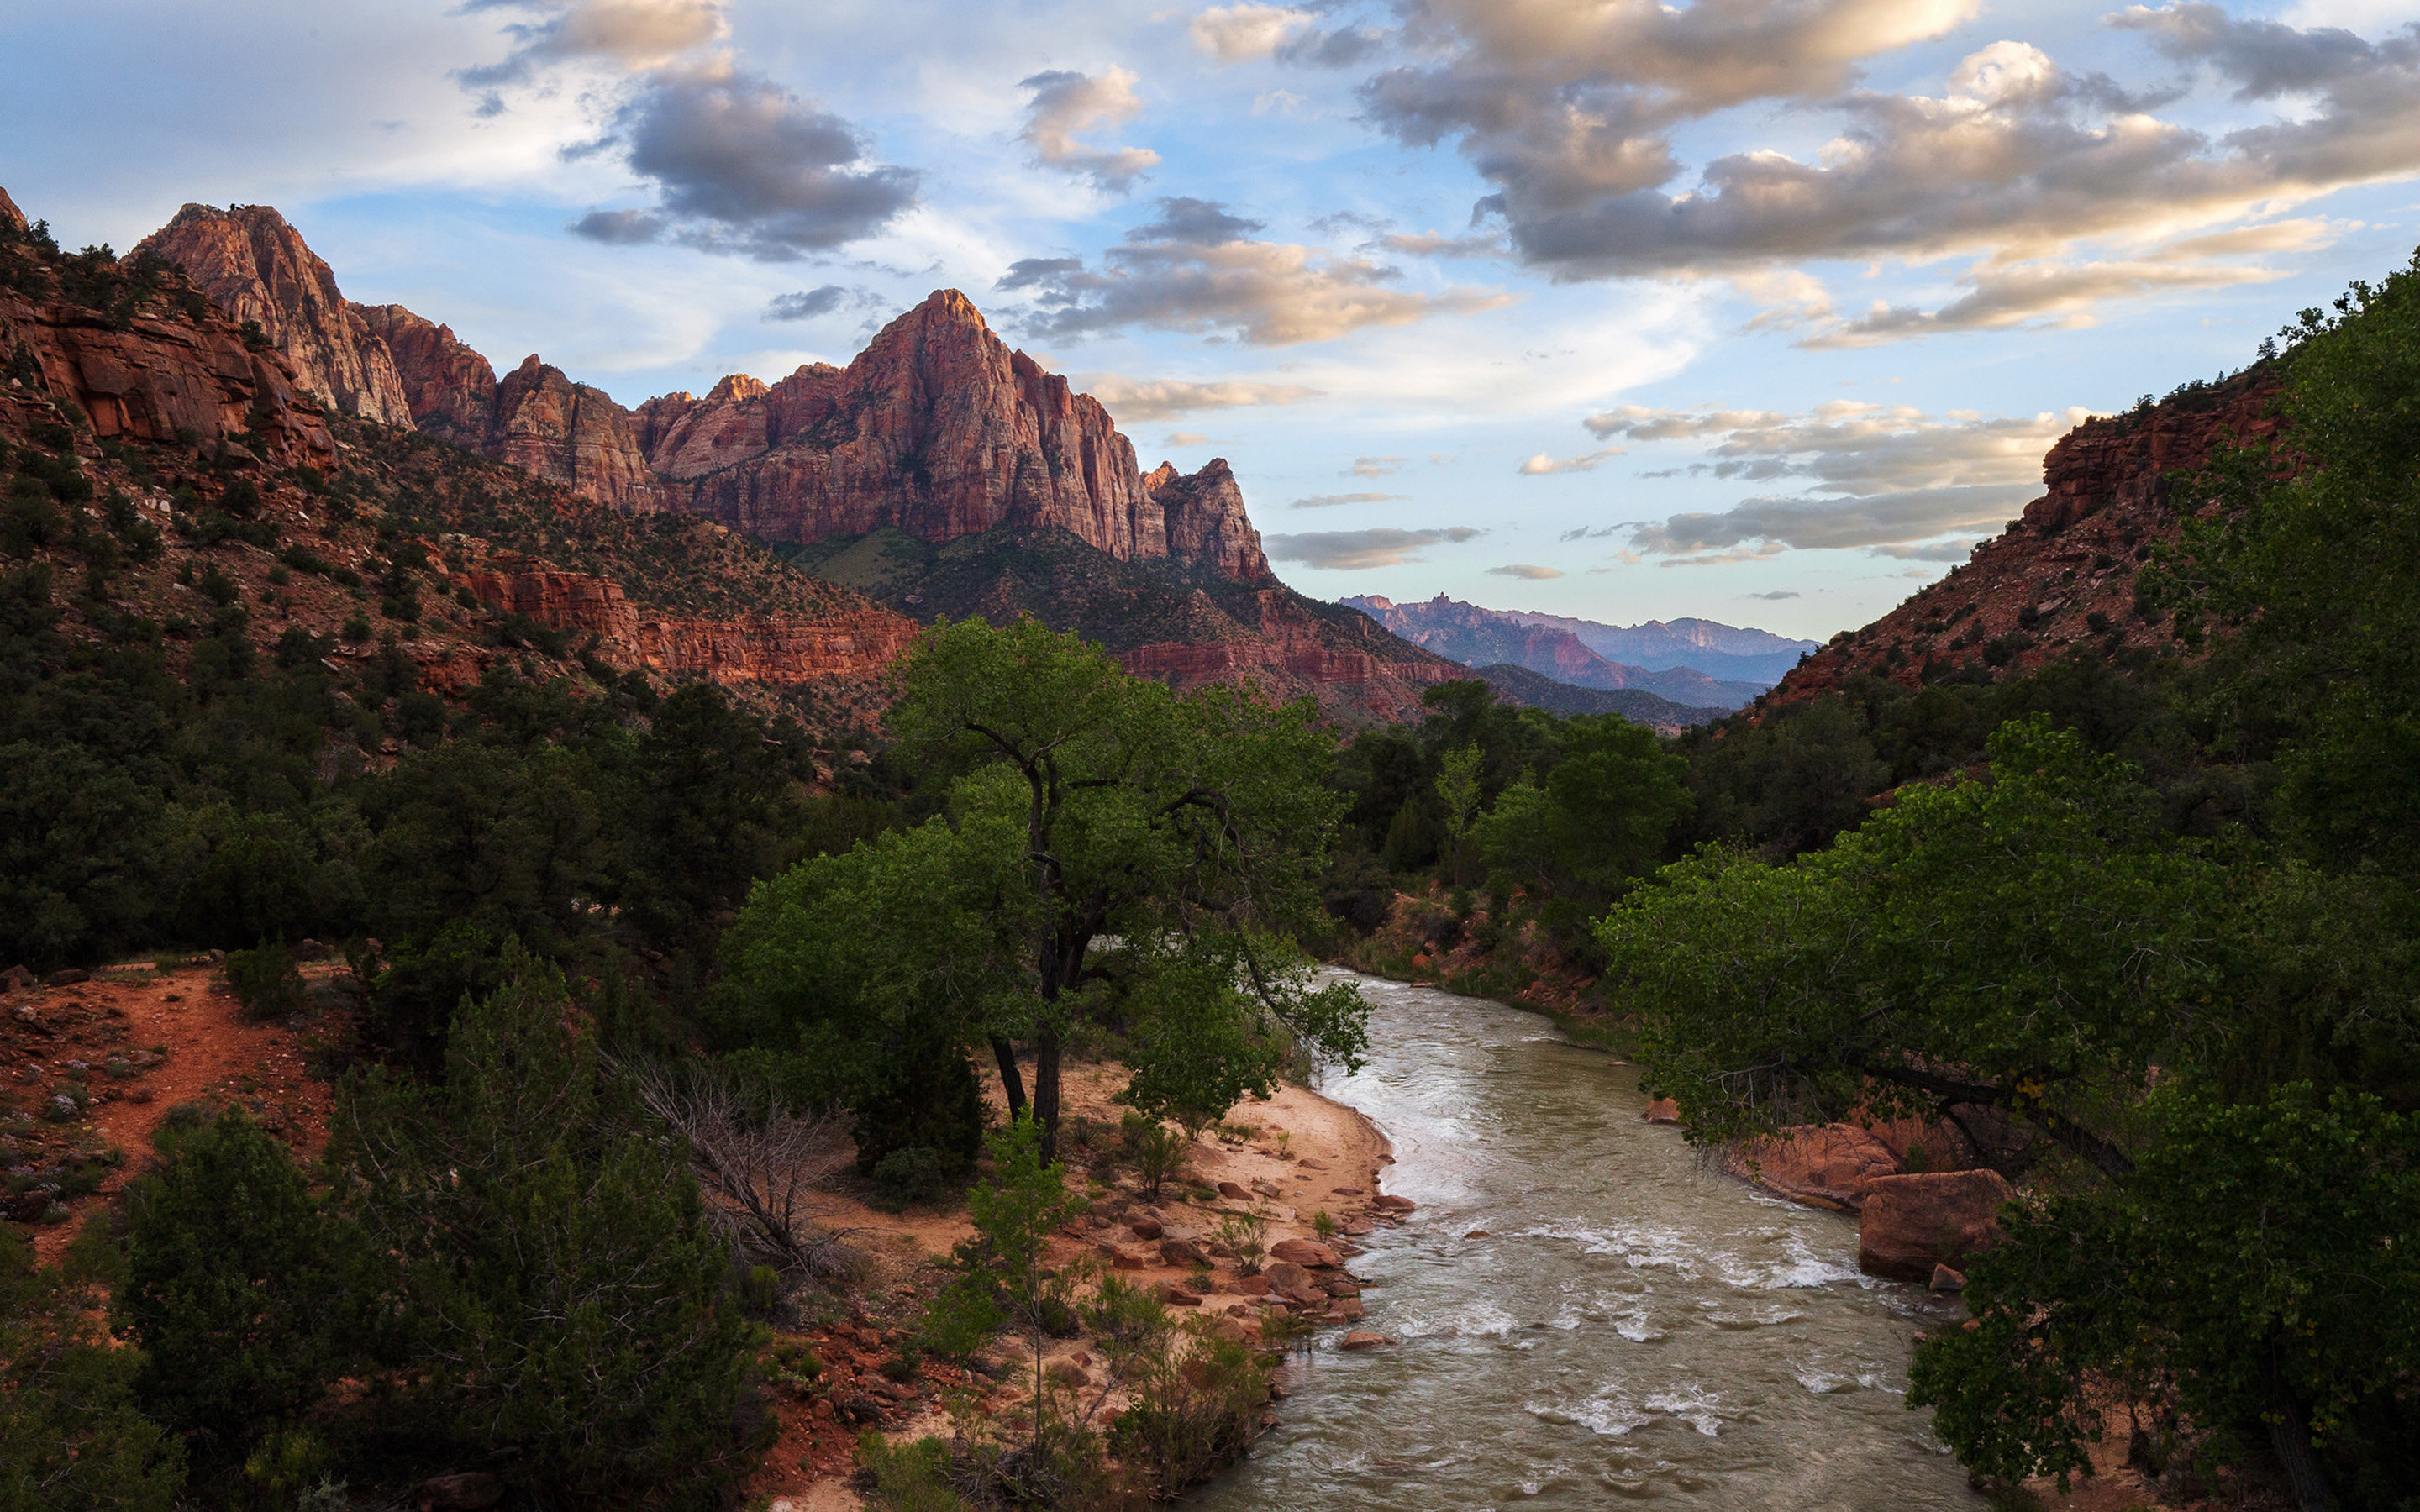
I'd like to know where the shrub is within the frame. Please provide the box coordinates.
[114,1110,351,1479]
[0,1226,186,1511]
[1107,1320,1270,1498]
[1212,1211,1267,1274]
[869,1146,950,1212]
[855,1433,972,1512]
[224,942,305,1023]
[1119,1110,1186,1200]
[338,614,370,643]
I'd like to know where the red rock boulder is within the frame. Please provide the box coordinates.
[1724,1124,1903,1211]
[1857,1170,2012,1283]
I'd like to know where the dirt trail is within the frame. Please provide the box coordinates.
[3,958,343,1265]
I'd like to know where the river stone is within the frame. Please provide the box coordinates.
[1725,1124,1902,1212]
[1262,1259,1313,1293]
[1268,1236,1338,1268]
[1640,1098,1681,1124]
[1859,1170,2012,1282]
[1339,1331,1390,1350]
[1371,1194,1416,1215]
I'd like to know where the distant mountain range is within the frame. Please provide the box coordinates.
[1341,595,1817,709]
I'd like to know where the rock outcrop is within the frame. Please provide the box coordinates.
[134,204,413,428]
[455,559,917,688]
[1857,1169,2012,1283]
[646,292,1269,580]
[351,303,497,449]
[0,222,334,467]
[1772,369,2286,700]
[1723,1125,1905,1212]
[488,356,662,514]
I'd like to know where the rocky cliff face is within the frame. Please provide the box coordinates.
[0,231,334,470]
[1772,370,2286,701]
[488,355,663,514]
[351,303,497,449]
[642,291,1269,580]
[458,557,917,689]
[134,204,413,428]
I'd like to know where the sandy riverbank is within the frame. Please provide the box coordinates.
[746,1055,1399,1511]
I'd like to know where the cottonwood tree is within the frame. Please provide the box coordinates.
[720,617,1368,1161]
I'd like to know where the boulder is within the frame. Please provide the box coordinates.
[0,965,33,991]
[1858,1170,2012,1283]
[414,1472,503,1511]
[1128,1215,1164,1240]
[1640,1098,1681,1124]
[44,969,87,987]
[1158,1284,1203,1307]
[1724,1124,1903,1212]
[1046,1360,1090,1388]
[1262,1260,1325,1306]
[1339,1331,1390,1351]
[1159,1237,1205,1267]
[1231,1274,1272,1296]
[292,938,333,962]
[1370,1194,1416,1215]
[1930,1264,1966,1294]
[1216,1180,1251,1200]
[1267,1236,1339,1268]
[1331,1297,1366,1322]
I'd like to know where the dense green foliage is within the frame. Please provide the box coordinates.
[715,617,1370,1158]
[1599,257,2420,1507]
[0,1228,183,1512]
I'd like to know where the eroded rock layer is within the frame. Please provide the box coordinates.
[135,204,413,428]
[1772,370,2286,700]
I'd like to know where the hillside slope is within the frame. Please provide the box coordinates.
[1770,367,2284,702]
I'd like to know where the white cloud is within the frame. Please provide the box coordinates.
[1189,4,1313,64]
[1076,371,1325,422]
[1517,446,1623,474]
[1018,67,1160,192]
[1163,430,1211,446]
[1264,526,1485,568]
[1349,454,1407,477]
[999,196,1512,345]
[462,0,728,86]
[1291,491,1403,508]
[1488,563,1565,579]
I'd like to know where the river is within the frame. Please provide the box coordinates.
[1190,969,1984,1511]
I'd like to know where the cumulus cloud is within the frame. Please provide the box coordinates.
[1264,526,1485,568]
[999,196,1511,345]
[463,0,727,86]
[1869,537,1981,560]
[1517,447,1623,474]
[1800,249,2297,346]
[1349,455,1406,477]
[1189,4,1313,63]
[1347,0,2420,322]
[1594,401,2085,556]
[1290,491,1402,508]
[556,58,918,257]
[1018,68,1160,192]
[1488,563,1565,579]
[1076,372,1324,422]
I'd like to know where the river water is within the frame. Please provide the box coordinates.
[1191,971,1982,1511]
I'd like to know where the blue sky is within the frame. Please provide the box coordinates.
[5,0,2417,641]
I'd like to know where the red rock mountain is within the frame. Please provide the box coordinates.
[134,205,413,429]
[130,203,1267,581]
[1772,369,2285,701]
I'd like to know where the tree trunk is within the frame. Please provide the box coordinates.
[991,1037,1027,1119]
[1034,1029,1062,1166]
[2265,1383,2339,1512]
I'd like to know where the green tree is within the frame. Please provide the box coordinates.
[113,1110,352,1476]
[1912,1084,2420,1509]
[1475,713,1691,936]
[960,1115,1089,1449]
[331,951,766,1505]
[723,617,1368,1160]
[0,1228,183,1512]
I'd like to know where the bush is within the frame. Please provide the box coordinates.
[1107,1322,1269,1499]
[1,1226,186,1512]
[334,952,770,1504]
[339,615,369,643]
[114,1110,350,1479]
[869,1146,950,1212]
[224,942,305,1023]
[1121,1111,1186,1201]
[855,1433,972,1512]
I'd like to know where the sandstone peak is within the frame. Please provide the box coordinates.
[706,373,767,403]
[135,203,413,428]
[0,186,24,233]
[516,353,544,372]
